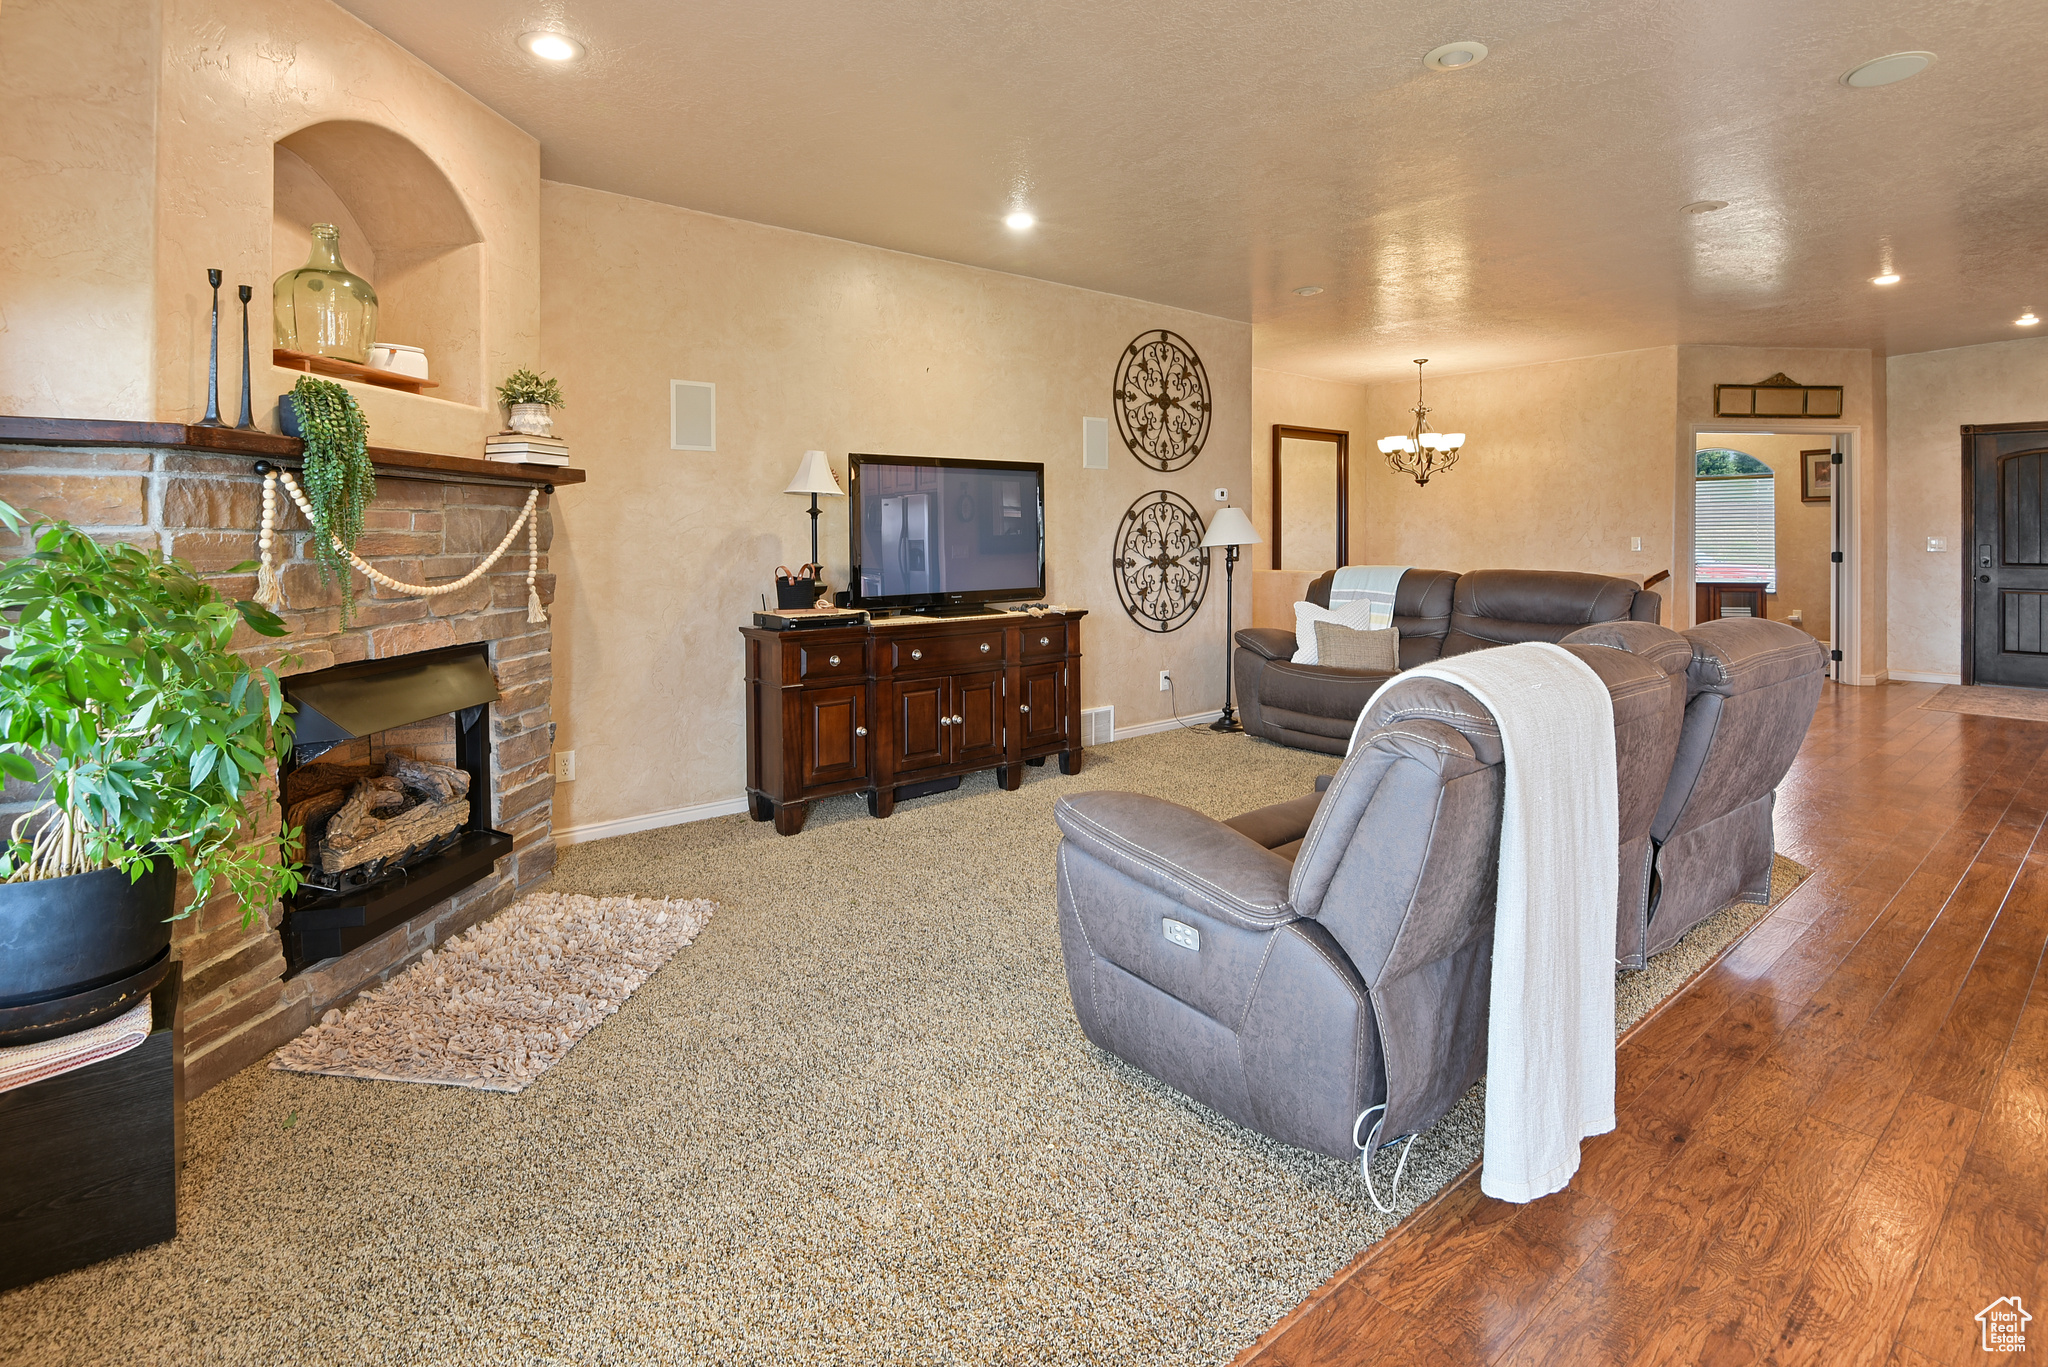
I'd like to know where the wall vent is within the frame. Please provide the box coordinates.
[670,380,716,451]
[1082,416,1109,469]
[1081,705,1114,746]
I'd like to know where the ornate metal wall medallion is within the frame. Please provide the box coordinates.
[1114,330,1212,471]
[1114,491,1210,633]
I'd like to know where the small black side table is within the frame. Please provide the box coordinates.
[0,966,182,1292]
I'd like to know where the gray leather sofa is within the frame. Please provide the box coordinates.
[1233,568,1664,754]
[1054,617,1825,1160]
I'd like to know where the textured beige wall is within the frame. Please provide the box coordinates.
[1887,336,2048,681]
[1694,433,1834,639]
[1354,347,1678,589]
[539,183,1252,832]
[153,0,537,445]
[1249,368,1371,568]
[0,0,161,419]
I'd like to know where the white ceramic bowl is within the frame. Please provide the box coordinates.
[366,343,429,380]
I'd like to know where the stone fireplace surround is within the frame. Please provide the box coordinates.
[0,418,581,1097]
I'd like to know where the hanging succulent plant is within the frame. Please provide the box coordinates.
[290,375,375,624]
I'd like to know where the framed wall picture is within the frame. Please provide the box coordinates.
[1801,448,1834,503]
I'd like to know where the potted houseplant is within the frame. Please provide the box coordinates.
[0,500,302,1044]
[497,367,565,437]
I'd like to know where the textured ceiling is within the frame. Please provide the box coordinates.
[333,0,2048,381]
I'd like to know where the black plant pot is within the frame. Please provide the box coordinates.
[0,859,176,1046]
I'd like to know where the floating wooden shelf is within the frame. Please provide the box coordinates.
[0,416,584,488]
[273,348,439,394]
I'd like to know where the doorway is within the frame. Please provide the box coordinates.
[1962,421,2048,688]
[1688,428,1852,682]
[1270,426,1349,571]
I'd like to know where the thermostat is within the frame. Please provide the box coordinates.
[1212,487,1228,502]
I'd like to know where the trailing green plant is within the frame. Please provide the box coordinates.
[0,500,302,925]
[291,374,375,625]
[496,368,565,409]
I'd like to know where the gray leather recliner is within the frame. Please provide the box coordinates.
[1643,618,1828,957]
[1053,639,1683,1162]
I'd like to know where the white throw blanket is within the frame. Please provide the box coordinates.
[1349,642,1619,1203]
[1326,565,1408,629]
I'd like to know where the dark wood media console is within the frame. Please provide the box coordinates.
[742,611,1087,835]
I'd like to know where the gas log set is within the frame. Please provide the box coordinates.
[286,754,474,889]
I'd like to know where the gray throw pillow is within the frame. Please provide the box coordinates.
[1313,620,1399,672]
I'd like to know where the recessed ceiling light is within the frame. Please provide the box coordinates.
[1683,200,1729,214]
[2019,312,2040,327]
[1293,285,1324,296]
[1422,41,1489,72]
[520,31,584,61]
[1872,273,1902,286]
[1004,211,1035,231]
[1841,51,1935,88]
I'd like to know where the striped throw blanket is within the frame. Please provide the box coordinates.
[1326,566,1409,630]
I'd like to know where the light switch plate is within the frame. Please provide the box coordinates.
[1928,537,1948,552]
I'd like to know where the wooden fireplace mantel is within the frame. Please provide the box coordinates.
[0,415,584,488]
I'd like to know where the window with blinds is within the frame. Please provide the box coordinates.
[1695,474,1776,592]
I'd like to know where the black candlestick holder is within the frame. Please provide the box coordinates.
[234,285,257,430]
[197,268,226,427]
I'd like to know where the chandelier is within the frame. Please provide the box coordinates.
[1377,359,1465,486]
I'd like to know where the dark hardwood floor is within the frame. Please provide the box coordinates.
[1234,681,2048,1367]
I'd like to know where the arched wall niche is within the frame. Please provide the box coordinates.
[272,120,486,407]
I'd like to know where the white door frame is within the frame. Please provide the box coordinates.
[1682,421,1863,684]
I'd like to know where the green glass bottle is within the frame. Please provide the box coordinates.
[273,223,378,363]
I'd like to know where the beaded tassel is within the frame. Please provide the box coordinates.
[254,470,285,610]
[526,496,548,624]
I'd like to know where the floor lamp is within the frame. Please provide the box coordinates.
[1200,507,1263,733]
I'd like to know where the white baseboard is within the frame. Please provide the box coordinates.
[1886,670,1962,685]
[555,713,1226,846]
[1112,709,1224,738]
[555,795,751,846]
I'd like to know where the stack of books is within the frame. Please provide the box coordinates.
[484,433,569,466]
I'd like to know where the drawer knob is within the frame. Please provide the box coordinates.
[979,642,991,653]
[855,726,868,737]
[1039,636,1050,646]
[1019,704,1030,713]
[911,648,923,661]
[939,715,951,727]
[828,654,842,667]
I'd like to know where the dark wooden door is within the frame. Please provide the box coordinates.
[1967,425,2048,687]
[891,677,949,772]
[952,670,1006,766]
[1019,663,1065,746]
[797,685,867,790]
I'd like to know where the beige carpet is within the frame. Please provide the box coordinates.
[0,730,1808,1366]
[1919,682,2048,722]
[270,892,715,1092]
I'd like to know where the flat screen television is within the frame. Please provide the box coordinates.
[848,454,1046,612]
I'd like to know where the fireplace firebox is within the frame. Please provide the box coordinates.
[279,644,512,973]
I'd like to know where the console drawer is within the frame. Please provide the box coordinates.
[1020,623,1066,658]
[796,640,864,681]
[886,632,1007,671]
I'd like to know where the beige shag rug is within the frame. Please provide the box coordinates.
[0,731,1814,1367]
[1918,682,2048,722]
[271,892,715,1092]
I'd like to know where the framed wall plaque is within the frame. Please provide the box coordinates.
[1713,373,1844,419]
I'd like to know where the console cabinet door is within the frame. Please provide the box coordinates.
[952,669,1006,766]
[1019,663,1066,747]
[891,677,950,773]
[798,685,868,790]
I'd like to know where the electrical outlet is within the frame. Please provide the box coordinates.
[555,750,576,782]
[1631,536,1643,552]
[1213,487,1228,502]
[1159,670,1172,692]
